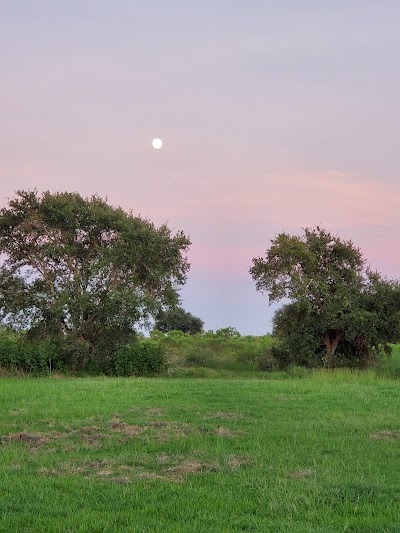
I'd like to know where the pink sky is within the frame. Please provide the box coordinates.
[1,2,399,333]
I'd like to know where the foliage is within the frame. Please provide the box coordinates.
[154,307,204,334]
[150,329,275,371]
[115,340,165,376]
[0,190,190,369]
[213,326,241,338]
[251,226,400,367]
[0,328,62,374]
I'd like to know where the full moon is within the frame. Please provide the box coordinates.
[152,138,163,150]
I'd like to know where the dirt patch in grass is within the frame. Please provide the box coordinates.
[4,425,110,450]
[79,425,103,434]
[156,452,177,464]
[112,476,132,484]
[110,422,145,437]
[146,421,196,442]
[213,426,242,438]
[369,430,400,440]
[97,468,113,477]
[287,468,314,479]
[38,467,61,476]
[146,407,163,416]
[7,432,50,446]
[206,411,241,420]
[137,471,182,483]
[6,464,21,470]
[78,426,107,445]
[166,461,218,475]
[147,421,169,428]
[9,408,27,416]
[227,455,253,470]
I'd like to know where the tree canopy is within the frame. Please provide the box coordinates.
[154,307,204,335]
[250,226,400,366]
[0,190,190,368]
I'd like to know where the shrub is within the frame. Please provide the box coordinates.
[115,340,165,376]
[57,335,91,372]
[185,346,220,368]
[154,308,204,334]
[257,351,279,371]
[0,330,61,375]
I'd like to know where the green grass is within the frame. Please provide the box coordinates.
[1,373,399,532]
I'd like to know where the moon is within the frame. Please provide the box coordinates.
[152,138,163,150]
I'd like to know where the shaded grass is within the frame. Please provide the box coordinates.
[0,375,399,531]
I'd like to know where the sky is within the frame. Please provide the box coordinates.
[1,1,399,334]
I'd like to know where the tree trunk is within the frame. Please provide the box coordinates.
[323,330,344,367]
[323,331,343,355]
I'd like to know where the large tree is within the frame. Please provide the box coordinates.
[0,190,190,368]
[250,226,400,366]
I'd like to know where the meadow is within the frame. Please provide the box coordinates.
[1,369,399,532]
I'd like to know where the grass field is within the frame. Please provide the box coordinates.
[1,372,399,532]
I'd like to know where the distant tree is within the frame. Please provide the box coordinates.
[250,226,400,367]
[0,190,190,369]
[154,307,203,335]
[214,327,241,338]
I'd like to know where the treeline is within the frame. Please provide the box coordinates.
[1,191,399,375]
[2,327,400,378]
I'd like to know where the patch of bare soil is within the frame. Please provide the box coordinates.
[213,426,242,438]
[9,408,27,416]
[85,459,108,469]
[79,425,103,434]
[146,421,195,442]
[146,421,169,428]
[136,472,178,482]
[97,469,113,477]
[287,468,314,479]
[227,455,253,470]
[146,407,163,416]
[156,452,173,464]
[166,461,218,475]
[206,411,241,420]
[7,432,50,446]
[369,430,400,440]
[38,467,60,476]
[110,422,145,437]
[7,464,21,470]
[77,426,106,445]
[112,476,132,484]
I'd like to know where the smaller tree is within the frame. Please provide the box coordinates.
[154,307,204,335]
[250,226,400,367]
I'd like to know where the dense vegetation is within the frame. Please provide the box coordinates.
[251,226,400,367]
[0,190,190,371]
[2,326,400,379]
[154,307,204,334]
[0,192,399,375]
